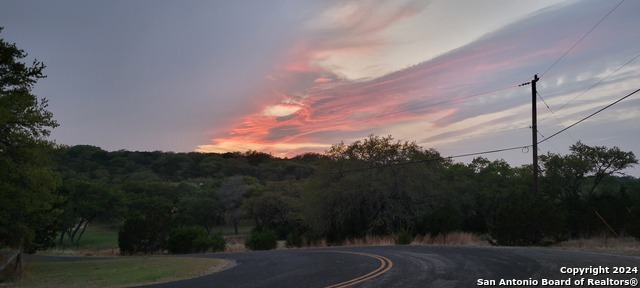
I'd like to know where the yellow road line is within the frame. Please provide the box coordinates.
[323,251,393,288]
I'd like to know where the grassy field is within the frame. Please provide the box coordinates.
[57,224,118,250]
[17,257,229,288]
[48,223,254,255]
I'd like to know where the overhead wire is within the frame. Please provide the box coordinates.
[319,87,640,175]
[536,91,577,142]
[536,129,562,154]
[540,51,640,124]
[275,1,633,173]
[317,143,531,175]
[538,87,640,144]
[539,0,625,78]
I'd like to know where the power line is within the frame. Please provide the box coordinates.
[537,91,577,142]
[318,87,640,176]
[537,129,561,154]
[318,144,531,175]
[540,51,640,123]
[539,0,625,77]
[538,87,640,144]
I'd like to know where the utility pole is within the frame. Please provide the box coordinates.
[520,74,539,196]
[531,74,539,196]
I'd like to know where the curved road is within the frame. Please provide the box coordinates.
[140,246,639,288]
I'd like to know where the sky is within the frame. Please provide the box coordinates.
[1,0,639,176]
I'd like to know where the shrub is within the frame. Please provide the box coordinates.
[245,229,278,250]
[168,227,226,254]
[626,205,640,240]
[285,231,303,248]
[119,217,170,255]
[488,191,566,246]
[168,226,207,254]
[193,232,226,253]
[420,205,463,239]
[395,230,413,245]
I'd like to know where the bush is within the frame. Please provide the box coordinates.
[488,191,566,246]
[285,231,303,248]
[168,226,206,254]
[193,232,226,253]
[168,227,226,254]
[420,205,463,239]
[626,205,640,240]
[119,217,170,255]
[245,229,278,250]
[394,230,413,245]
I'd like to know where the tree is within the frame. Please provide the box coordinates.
[245,182,301,226]
[302,135,446,242]
[0,28,61,252]
[540,141,638,237]
[118,196,173,255]
[58,181,126,246]
[116,182,178,254]
[540,141,637,199]
[218,176,261,235]
[167,226,225,254]
[488,190,566,245]
[174,193,222,234]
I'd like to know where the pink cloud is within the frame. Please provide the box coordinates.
[198,0,640,157]
[313,77,332,83]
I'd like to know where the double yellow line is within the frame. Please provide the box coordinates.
[324,251,393,288]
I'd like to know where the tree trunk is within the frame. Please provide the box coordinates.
[58,230,65,246]
[234,220,239,235]
[75,220,91,246]
[69,219,85,244]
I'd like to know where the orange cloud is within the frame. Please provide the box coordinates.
[198,0,634,157]
[313,77,332,83]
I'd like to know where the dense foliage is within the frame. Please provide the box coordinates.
[167,226,225,254]
[44,136,640,253]
[0,28,60,252]
[2,29,638,254]
[245,229,278,251]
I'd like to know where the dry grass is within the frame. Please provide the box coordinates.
[413,232,488,246]
[297,232,487,249]
[40,248,121,257]
[40,232,486,254]
[554,235,640,257]
[303,239,328,248]
[223,235,248,252]
[342,235,396,247]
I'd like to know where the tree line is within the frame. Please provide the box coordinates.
[45,136,640,253]
[2,28,639,254]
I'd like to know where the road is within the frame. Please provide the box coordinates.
[140,246,640,288]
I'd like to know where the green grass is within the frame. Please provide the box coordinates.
[58,224,119,250]
[17,257,227,288]
[212,221,254,236]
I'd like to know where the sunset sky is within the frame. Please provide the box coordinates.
[2,0,639,175]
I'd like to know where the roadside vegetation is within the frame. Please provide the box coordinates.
[2,25,640,287]
[17,257,229,288]
[40,135,639,255]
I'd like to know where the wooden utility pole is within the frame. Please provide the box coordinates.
[531,74,539,196]
[520,74,540,195]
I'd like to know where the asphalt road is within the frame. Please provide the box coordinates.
[139,246,640,288]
